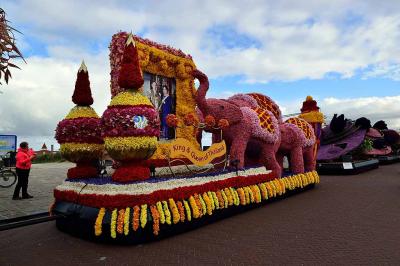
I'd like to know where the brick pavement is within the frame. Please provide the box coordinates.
[0,162,73,219]
[0,164,399,265]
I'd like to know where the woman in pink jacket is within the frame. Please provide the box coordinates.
[12,142,35,200]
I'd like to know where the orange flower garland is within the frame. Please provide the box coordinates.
[132,206,140,231]
[94,207,106,236]
[216,190,225,209]
[237,188,246,205]
[117,209,125,234]
[202,193,213,215]
[189,196,200,219]
[176,201,185,222]
[150,205,160,235]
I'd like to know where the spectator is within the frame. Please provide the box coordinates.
[12,142,35,200]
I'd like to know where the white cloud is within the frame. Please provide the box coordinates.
[280,95,400,129]
[0,50,111,136]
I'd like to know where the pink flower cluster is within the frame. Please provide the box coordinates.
[101,106,160,137]
[55,117,103,144]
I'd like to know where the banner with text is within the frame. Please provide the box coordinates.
[169,138,226,166]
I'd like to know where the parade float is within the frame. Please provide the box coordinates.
[52,32,320,244]
[316,114,400,174]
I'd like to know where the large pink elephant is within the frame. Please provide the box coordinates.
[193,70,282,178]
[228,93,316,174]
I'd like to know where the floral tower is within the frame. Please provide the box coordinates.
[55,61,104,178]
[101,33,160,182]
[298,96,324,158]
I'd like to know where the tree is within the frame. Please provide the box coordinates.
[0,8,25,85]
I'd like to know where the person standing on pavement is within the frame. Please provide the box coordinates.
[12,142,35,200]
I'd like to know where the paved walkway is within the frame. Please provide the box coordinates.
[0,162,73,219]
[0,164,399,265]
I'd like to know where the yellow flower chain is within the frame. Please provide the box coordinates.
[183,200,191,221]
[168,198,180,224]
[94,208,106,236]
[198,194,207,216]
[110,209,117,239]
[124,207,130,236]
[140,204,147,228]
[189,196,199,219]
[202,193,213,215]
[156,201,166,224]
[162,201,172,225]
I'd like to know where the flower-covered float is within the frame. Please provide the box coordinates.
[316,114,400,174]
[52,32,320,244]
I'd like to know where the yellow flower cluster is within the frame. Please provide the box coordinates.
[104,136,158,161]
[95,171,320,237]
[298,111,324,124]
[60,143,104,162]
[65,106,99,119]
[110,91,153,107]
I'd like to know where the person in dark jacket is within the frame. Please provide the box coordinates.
[12,142,35,200]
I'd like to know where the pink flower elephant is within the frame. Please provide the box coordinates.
[193,70,282,178]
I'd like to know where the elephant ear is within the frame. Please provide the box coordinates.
[219,99,243,125]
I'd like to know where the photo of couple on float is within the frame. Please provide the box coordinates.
[143,72,176,140]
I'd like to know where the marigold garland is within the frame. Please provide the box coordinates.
[176,201,185,222]
[150,205,160,235]
[168,198,180,224]
[117,209,125,234]
[132,206,140,231]
[156,201,166,224]
[91,171,320,237]
[111,209,117,239]
[140,204,147,228]
[198,194,207,216]
[202,193,213,215]
[194,194,203,216]
[189,196,199,219]
[221,190,229,208]
[183,200,192,221]
[94,208,106,236]
[216,190,224,209]
[124,207,130,236]
[211,191,219,210]
[207,191,215,210]
[163,201,172,225]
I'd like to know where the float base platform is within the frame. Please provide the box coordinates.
[52,168,319,245]
[378,155,400,165]
[317,159,379,175]
[53,184,315,245]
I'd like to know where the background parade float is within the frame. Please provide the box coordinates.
[52,32,321,244]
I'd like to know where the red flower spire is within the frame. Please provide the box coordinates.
[72,61,94,106]
[118,33,144,91]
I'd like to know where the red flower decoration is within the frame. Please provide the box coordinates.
[183,113,196,126]
[118,34,144,90]
[67,165,98,179]
[72,62,94,106]
[218,119,229,129]
[205,115,216,128]
[166,114,178,128]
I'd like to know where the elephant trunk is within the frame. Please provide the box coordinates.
[193,69,209,114]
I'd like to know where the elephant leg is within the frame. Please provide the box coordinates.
[303,146,316,172]
[275,152,285,172]
[229,137,248,169]
[290,146,304,174]
[261,145,282,178]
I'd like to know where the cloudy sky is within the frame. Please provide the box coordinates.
[1,0,400,145]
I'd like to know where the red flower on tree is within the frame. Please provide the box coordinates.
[72,61,94,106]
[118,33,144,90]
